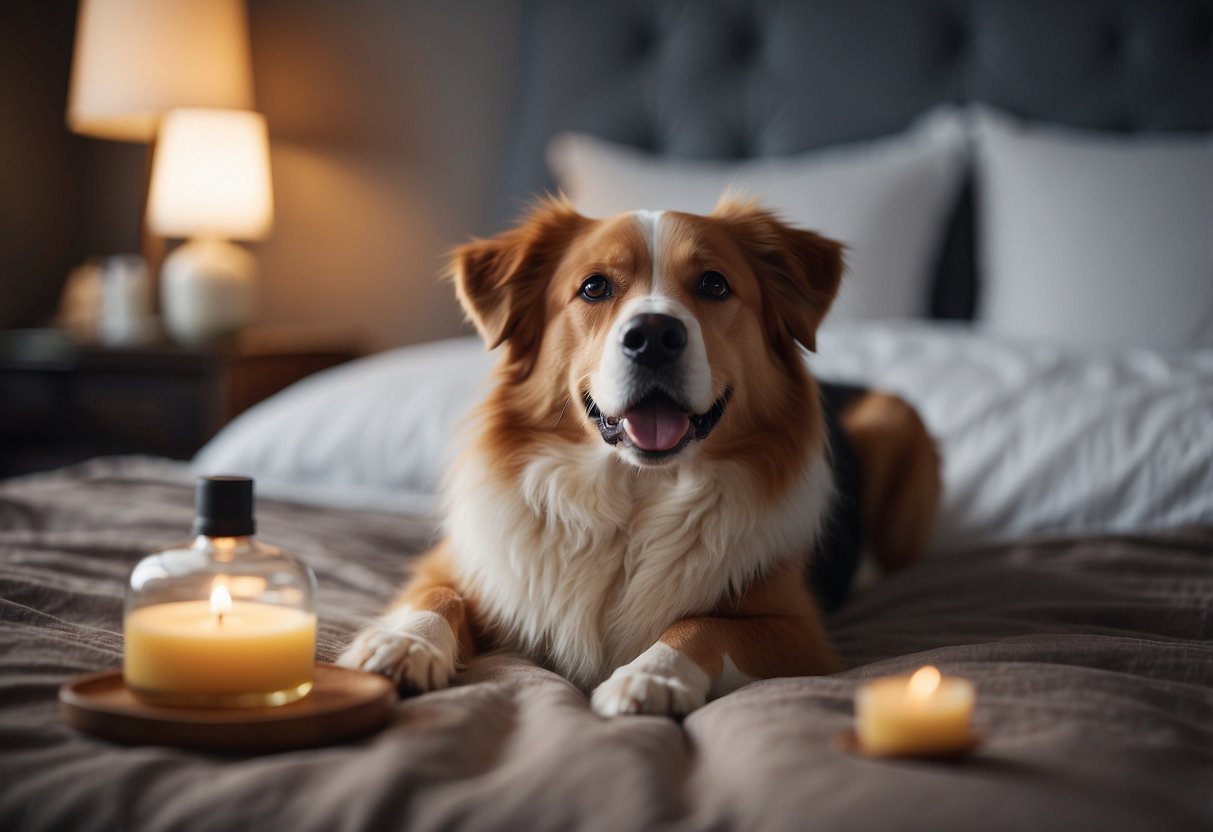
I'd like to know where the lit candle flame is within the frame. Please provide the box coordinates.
[211,583,233,625]
[907,665,942,700]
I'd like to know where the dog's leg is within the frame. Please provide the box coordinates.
[337,541,473,693]
[840,392,941,573]
[591,563,836,717]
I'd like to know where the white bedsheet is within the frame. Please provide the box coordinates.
[196,324,1213,552]
[810,322,1213,552]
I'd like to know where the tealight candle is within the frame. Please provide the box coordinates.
[855,665,976,756]
[124,476,318,708]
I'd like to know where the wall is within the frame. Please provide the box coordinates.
[247,0,523,348]
[0,3,86,329]
[0,0,524,350]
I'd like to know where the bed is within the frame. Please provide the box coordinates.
[2,1,1212,830]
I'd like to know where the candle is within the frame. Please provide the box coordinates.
[855,665,976,756]
[124,584,317,707]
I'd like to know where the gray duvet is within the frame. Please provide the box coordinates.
[1,457,1210,832]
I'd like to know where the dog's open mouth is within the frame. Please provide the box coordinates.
[584,390,730,458]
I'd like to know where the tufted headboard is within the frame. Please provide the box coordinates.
[496,0,1213,318]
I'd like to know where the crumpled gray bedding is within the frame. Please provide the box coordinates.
[1,457,1209,832]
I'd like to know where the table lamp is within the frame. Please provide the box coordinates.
[147,108,274,345]
[65,0,256,346]
[67,0,254,142]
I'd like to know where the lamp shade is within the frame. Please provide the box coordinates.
[67,0,254,142]
[147,108,273,241]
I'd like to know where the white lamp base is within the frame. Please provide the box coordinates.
[161,238,257,346]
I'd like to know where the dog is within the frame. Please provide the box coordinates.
[338,197,940,717]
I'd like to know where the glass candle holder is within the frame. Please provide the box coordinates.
[124,476,318,708]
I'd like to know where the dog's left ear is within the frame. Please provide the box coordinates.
[713,199,844,360]
[449,197,589,378]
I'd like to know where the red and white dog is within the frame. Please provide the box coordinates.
[339,198,939,717]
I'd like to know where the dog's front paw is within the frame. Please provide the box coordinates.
[590,643,711,718]
[591,668,706,717]
[337,609,457,693]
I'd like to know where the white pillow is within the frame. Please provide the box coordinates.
[193,338,494,514]
[547,109,967,323]
[973,108,1213,351]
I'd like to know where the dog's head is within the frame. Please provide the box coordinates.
[451,197,843,469]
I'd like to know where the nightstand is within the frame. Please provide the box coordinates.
[0,329,359,477]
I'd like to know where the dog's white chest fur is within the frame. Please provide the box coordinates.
[445,441,832,689]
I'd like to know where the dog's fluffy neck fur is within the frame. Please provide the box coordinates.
[443,375,834,690]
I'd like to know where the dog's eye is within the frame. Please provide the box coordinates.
[579,274,612,302]
[698,271,730,299]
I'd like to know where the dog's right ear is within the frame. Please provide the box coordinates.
[449,197,589,378]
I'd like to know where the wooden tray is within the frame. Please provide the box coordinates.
[60,663,396,752]
[833,729,983,761]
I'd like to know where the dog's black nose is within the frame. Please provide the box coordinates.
[620,314,687,367]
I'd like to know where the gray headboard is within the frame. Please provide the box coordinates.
[497,0,1212,318]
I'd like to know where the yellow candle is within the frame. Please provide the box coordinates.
[856,665,975,756]
[125,585,316,708]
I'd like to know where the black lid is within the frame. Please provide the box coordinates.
[193,476,255,536]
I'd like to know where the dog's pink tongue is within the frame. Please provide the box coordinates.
[623,401,690,452]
